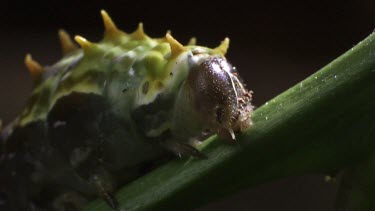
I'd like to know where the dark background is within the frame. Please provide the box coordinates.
[1,1,375,210]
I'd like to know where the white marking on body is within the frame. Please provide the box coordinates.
[129,68,135,76]
[53,121,67,128]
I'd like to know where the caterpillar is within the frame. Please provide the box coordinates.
[0,10,253,211]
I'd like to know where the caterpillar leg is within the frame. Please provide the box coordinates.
[160,139,207,159]
[52,191,88,211]
[88,167,119,210]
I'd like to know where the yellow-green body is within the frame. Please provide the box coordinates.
[0,11,253,211]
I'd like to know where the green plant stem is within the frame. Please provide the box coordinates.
[83,32,375,211]
[336,151,375,210]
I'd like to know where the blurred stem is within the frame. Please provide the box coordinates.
[83,32,375,211]
[336,149,375,210]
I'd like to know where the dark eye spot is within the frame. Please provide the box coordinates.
[169,72,173,76]
[157,81,164,89]
[216,107,224,124]
[142,81,149,94]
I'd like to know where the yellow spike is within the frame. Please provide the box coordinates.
[187,37,197,46]
[155,30,172,43]
[214,37,230,55]
[100,10,123,39]
[24,54,43,79]
[58,29,78,55]
[131,23,148,40]
[74,35,94,50]
[165,33,185,58]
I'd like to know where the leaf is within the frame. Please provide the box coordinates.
[83,32,375,211]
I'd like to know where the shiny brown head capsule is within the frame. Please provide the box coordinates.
[187,57,253,141]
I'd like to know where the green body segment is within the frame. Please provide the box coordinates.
[19,32,220,137]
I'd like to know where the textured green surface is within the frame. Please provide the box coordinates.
[83,32,375,211]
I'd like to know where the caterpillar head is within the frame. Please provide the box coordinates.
[186,57,253,141]
[171,47,253,142]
